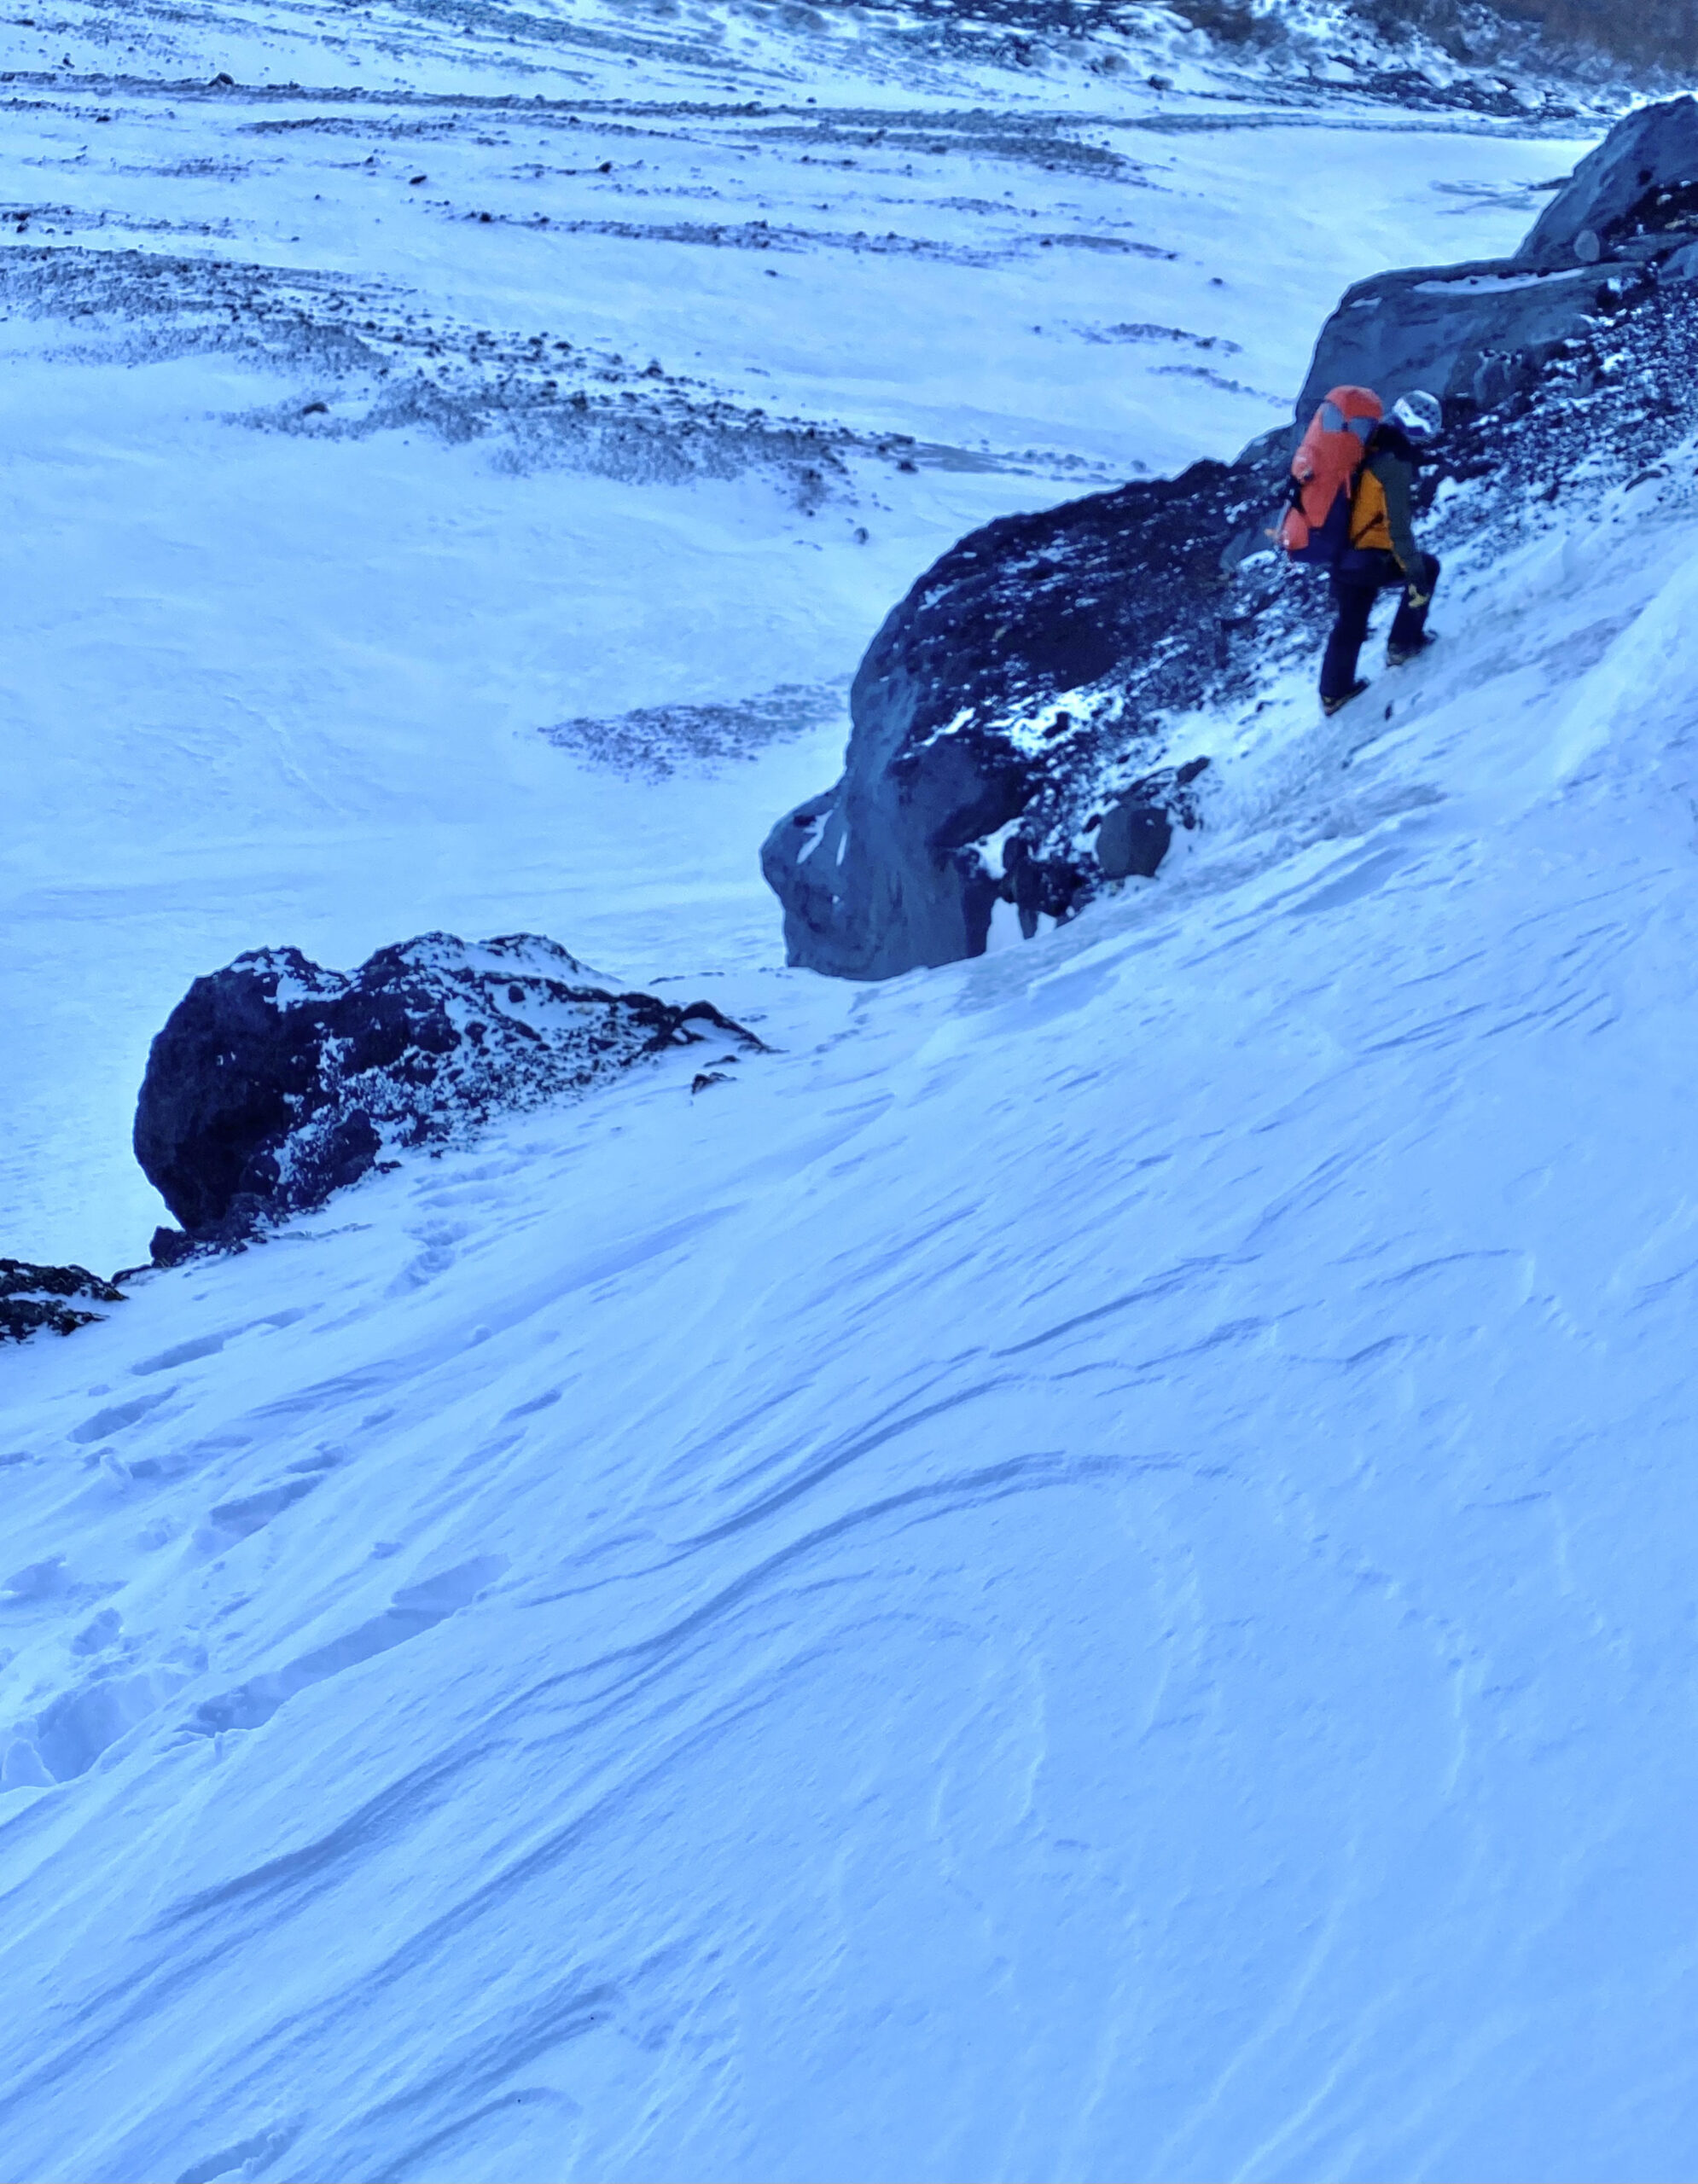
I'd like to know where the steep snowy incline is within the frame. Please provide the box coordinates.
[0,0,1604,1269]
[5,454,1698,2179]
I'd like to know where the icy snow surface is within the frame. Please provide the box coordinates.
[5,4,1692,2181]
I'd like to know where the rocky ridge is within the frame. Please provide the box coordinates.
[0,1261,126,1344]
[132,932,765,1252]
[765,95,1698,981]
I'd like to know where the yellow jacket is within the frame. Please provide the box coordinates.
[1347,438,1422,573]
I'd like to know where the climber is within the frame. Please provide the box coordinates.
[1318,389,1444,717]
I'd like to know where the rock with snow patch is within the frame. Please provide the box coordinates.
[132,933,765,1234]
[762,451,1282,979]
[1298,99,1698,424]
[1,1261,125,1343]
[1294,254,1616,427]
[763,100,1698,986]
[1090,759,1212,882]
[1517,96,1698,270]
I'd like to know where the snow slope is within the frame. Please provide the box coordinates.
[1,0,1603,1269]
[9,6,1696,2182]
[8,453,1698,2179]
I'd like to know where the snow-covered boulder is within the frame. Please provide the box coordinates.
[762,452,1279,980]
[133,933,763,1237]
[0,1260,125,1342]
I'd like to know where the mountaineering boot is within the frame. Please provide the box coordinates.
[1387,630,1437,668]
[1322,678,1369,718]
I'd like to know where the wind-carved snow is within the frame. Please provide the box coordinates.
[9,456,1698,2169]
[3,3,1689,2181]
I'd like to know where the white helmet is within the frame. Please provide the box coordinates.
[1392,390,1444,444]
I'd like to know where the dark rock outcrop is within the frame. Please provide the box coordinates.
[1090,759,1212,883]
[134,932,764,1235]
[762,447,1285,979]
[1518,95,1698,266]
[1298,96,1698,421]
[2,1261,125,1343]
[765,98,1698,983]
[1294,254,1610,428]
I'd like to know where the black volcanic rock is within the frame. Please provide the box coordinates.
[1,1261,125,1343]
[134,932,763,1234]
[1090,758,1212,883]
[762,449,1283,980]
[1497,1,1698,69]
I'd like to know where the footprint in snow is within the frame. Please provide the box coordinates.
[173,2123,301,2184]
[191,1476,323,1555]
[3,1637,208,1791]
[189,1554,509,1739]
[3,1555,69,1600]
[387,1218,470,1295]
[68,1386,180,1443]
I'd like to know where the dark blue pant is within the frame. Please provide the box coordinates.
[1321,551,1440,702]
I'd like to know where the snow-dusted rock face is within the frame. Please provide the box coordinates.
[767,96,1698,983]
[1518,93,1698,266]
[133,934,762,1237]
[1294,253,1608,426]
[1300,95,1698,419]
[763,450,1280,979]
[0,1261,125,1343]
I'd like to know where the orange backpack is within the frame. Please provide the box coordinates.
[1280,386,1383,565]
